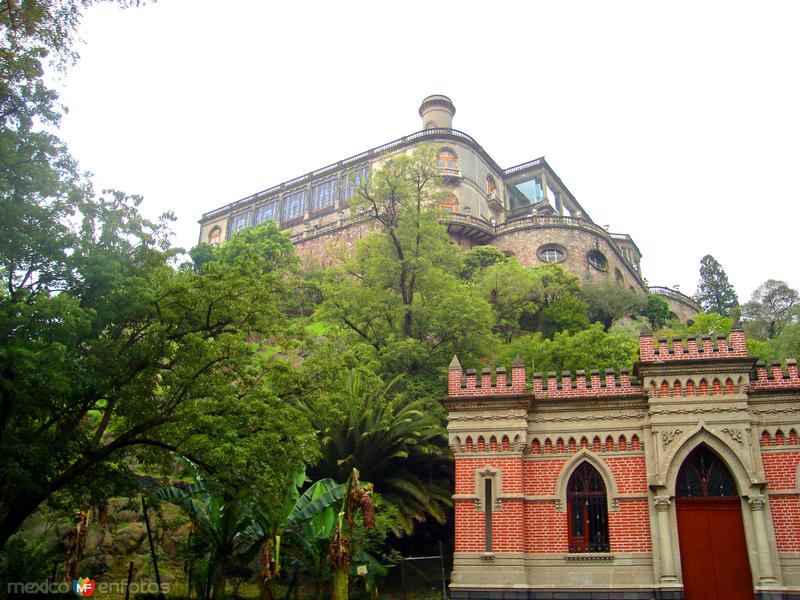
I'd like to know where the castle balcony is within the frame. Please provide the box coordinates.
[438,167,462,184]
[486,190,504,212]
[443,212,495,243]
[648,286,702,314]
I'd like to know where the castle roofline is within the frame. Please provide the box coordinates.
[198,127,590,225]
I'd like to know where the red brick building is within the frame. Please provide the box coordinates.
[443,329,800,599]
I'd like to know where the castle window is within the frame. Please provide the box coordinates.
[229,211,251,235]
[281,189,307,223]
[438,193,457,214]
[587,250,608,271]
[254,201,278,225]
[438,149,458,170]
[486,174,496,194]
[508,175,544,209]
[340,165,369,204]
[538,245,565,263]
[567,462,610,552]
[310,178,337,213]
[614,268,624,284]
[207,226,221,245]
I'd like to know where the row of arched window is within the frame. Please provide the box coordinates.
[761,429,799,446]
[531,435,642,454]
[651,377,740,397]
[454,434,642,453]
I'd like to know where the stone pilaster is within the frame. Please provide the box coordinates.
[654,495,677,583]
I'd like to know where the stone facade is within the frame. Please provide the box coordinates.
[198,95,700,320]
[443,330,800,599]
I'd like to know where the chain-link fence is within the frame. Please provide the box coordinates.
[398,546,447,600]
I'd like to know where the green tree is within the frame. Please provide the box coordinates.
[581,280,646,330]
[318,145,493,377]
[472,259,538,341]
[303,370,451,536]
[741,279,799,340]
[0,209,316,546]
[537,294,590,339]
[643,294,671,329]
[695,255,739,317]
[493,324,638,374]
[655,311,733,339]
[529,264,582,307]
[458,245,508,279]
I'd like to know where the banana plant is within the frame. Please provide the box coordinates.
[154,482,253,600]
[241,469,344,600]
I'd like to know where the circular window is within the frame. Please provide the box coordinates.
[587,250,608,271]
[538,245,565,263]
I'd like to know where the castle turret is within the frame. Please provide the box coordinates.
[419,94,455,129]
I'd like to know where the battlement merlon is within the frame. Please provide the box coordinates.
[446,330,799,400]
[447,355,526,397]
[447,358,645,400]
[638,328,748,362]
[750,359,800,392]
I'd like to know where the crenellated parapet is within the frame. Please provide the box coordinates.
[447,330,799,402]
[532,369,644,399]
[750,359,800,392]
[447,357,645,400]
[638,329,748,362]
[447,355,527,397]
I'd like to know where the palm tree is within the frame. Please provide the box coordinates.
[305,371,452,535]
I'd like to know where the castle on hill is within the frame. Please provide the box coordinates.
[197,95,700,323]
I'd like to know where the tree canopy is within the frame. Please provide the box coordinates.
[741,279,799,340]
[695,254,739,317]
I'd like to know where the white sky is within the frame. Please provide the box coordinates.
[53,1,800,301]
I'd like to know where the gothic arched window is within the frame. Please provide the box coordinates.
[567,462,610,552]
[676,445,737,498]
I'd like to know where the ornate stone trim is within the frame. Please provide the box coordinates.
[530,413,646,423]
[564,554,615,563]
[662,429,682,449]
[654,495,672,511]
[650,407,748,416]
[752,408,800,415]
[748,494,767,511]
[450,412,528,422]
[720,427,744,446]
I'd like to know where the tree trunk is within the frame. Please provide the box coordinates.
[211,568,226,600]
[331,567,349,600]
[0,496,45,549]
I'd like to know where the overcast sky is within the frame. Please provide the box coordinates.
[52,1,799,300]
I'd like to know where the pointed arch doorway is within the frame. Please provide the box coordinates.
[675,444,754,600]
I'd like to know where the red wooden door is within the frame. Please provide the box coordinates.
[676,498,754,600]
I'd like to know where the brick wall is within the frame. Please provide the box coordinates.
[763,450,800,552]
[292,220,376,266]
[455,453,651,554]
[608,499,652,552]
